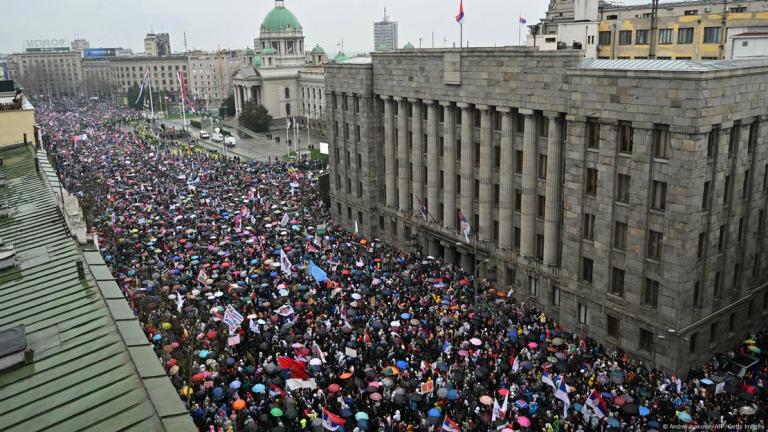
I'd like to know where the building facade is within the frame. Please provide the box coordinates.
[144,33,171,57]
[188,51,223,108]
[374,13,399,51]
[109,56,189,105]
[82,58,112,99]
[233,0,326,124]
[11,50,83,99]
[0,80,35,147]
[325,48,768,373]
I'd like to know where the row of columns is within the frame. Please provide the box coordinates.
[233,84,261,115]
[379,96,564,266]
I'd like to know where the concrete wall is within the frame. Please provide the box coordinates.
[0,109,35,147]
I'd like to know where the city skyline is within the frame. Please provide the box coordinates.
[4,0,552,55]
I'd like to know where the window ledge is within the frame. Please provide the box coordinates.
[653,158,669,164]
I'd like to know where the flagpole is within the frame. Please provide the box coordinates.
[460,22,463,50]
[148,68,155,129]
[179,74,186,131]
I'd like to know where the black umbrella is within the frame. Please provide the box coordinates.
[622,404,638,415]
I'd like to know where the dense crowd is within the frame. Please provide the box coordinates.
[39,103,767,432]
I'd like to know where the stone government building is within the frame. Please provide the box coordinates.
[325,48,768,373]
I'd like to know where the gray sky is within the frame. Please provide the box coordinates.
[3,0,551,54]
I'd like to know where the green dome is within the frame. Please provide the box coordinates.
[261,1,302,33]
[333,52,349,62]
[402,42,415,50]
[252,56,262,67]
[262,47,276,55]
[244,47,255,55]
[311,44,325,55]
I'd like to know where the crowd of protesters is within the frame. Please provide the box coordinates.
[38,102,767,432]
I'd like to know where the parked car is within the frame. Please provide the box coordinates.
[211,133,224,142]
[199,131,210,139]
[224,136,237,147]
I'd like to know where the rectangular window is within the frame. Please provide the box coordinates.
[515,190,522,212]
[678,28,694,44]
[743,170,750,199]
[578,303,588,324]
[474,143,480,166]
[653,126,669,159]
[708,129,718,158]
[618,31,632,45]
[738,217,744,242]
[494,184,500,205]
[658,29,673,45]
[586,168,598,195]
[529,276,538,296]
[598,31,612,45]
[639,329,654,352]
[538,117,549,137]
[689,333,698,354]
[704,27,722,44]
[538,155,548,179]
[551,285,561,306]
[607,315,620,338]
[693,281,701,309]
[614,222,628,250]
[536,234,544,260]
[636,30,649,45]
[582,257,594,283]
[728,313,736,332]
[611,267,625,296]
[710,322,717,344]
[537,195,546,219]
[698,232,706,259]
[724,175,731,205]
[702,181,710,209]
[718,225,726,251]
[643,278,659,308]
[714,272,722,299]
[515,150,523,174]
[514,227,521,248]
[754,254,760,277]
[617,174,630,203]
[759,210,765,234]
[583,213,595,240]
[647,230,663,259]
[618,122,633,153]
[651,181,667,210]
[586,119,600,149]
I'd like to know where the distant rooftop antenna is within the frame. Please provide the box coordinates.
[384,7,389,21]
[184,32,188,54]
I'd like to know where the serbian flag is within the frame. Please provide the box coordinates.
[269,383,287,399]
[442,416,461,432]
[457,209,471,242]
[277,356,309,379]
[322,408,346,431]
[455,0,464,24]
[176,71,196,112]
[583,389,609,419]
[519,16,527,24]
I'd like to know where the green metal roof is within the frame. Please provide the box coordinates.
[261,2,302,32]
[244,47,254,55]
[262,47,276,55]
[252,55,263,67]
[402,42,415,50]
[333,52,349,62]
[0,146,194,432]
[311,44,325,55]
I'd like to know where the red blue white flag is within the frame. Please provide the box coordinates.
[455,0,464,24]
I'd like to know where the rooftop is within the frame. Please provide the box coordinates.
[579,58,768,72]
[261,0,303,33]
[0,146,194,432]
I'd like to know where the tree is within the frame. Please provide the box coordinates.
[126,84,166,112]
[239,101,272,133]
[126,84,142,110]
[220,93,236,117]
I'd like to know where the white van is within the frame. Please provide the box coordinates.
[224,136,237,147]
[199,130,210,139]
[211,133,224,142]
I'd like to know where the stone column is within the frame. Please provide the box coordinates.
[426,100,440,222]
[544,112,563,266]
[411,99,424,211]
[520,109,537,258]
[478,105,493,241]
[458,103,474,223]
[234,85,240,114]
[397,97,411,212]
[442,102,457,229]
[382,96,396,208]
[498,107,514,249]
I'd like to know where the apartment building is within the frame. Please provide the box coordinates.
[12,50,83,99]
[324,47,768,373]
[109,56,188,104]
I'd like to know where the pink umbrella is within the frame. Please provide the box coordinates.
[370,392,382,401]
[470,338,482,346]
[479,395,493,405]
[527,342,538,349]
[458,350,468,357]
[517,416,531,427]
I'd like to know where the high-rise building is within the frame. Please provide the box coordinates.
[144,33,171,57]
[71,38,90,53]
[325,48,768,373]
[374,9,398,52]
[12,50,83,99]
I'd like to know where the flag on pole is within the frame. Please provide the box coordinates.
[492,398,501,421]
[176,71,196,112]
[279,249,292,275]
[354,220,359,234]
[442,416,461,432]
[416,196,429,221]
[511,356,520,373]
[269,383,287,399]
[457,209,471,242]
[455,0,465,24]
[519,16,527,24]
[542,370,557,391]
[280,212,290,227]
[286,117,292,130]
[554,376,571,417]
[135,68,150,105]
[499,392,509,419]
[583,389,609,419]
[322,408,346,431]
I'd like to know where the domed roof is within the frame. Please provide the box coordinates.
[311,44,325,55]
[402,42,415,50]
[252,56,262,67]
[262,47,277,55]
[261,1,302,33]
[333,52,349,63]
[244,47,255,55]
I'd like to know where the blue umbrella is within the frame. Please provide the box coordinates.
[515,400,528,409]
[230,380,242,390]
[355,412,370,421]
[647,420,661,429]
[250,259,259,265]
[199,350,210,359]
[700,378,714,385]
[607,417,620,428]
[252,384,266,393]
[427,408,441,418]
[401,313,411,319]
[447,389,459,400]
[396,360,408,370]
[340,408,352,418]
[677,411,692,423]
[573,402,583,413]
[152,334,162,341]
[639,406,651,416]
[212,387,226,400]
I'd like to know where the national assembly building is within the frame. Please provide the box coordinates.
[324,47,768,373]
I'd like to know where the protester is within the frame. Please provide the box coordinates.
[39,103,767,432]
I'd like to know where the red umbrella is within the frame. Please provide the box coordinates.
[206,330,217,339]
[328,384,341,393]
[192,373,205,382]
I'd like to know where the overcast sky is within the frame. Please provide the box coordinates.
[2,0,662,55]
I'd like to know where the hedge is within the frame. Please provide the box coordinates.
[190,120,202,129]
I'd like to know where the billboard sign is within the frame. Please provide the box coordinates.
[24,39,68,50]
[83,48,116,58]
